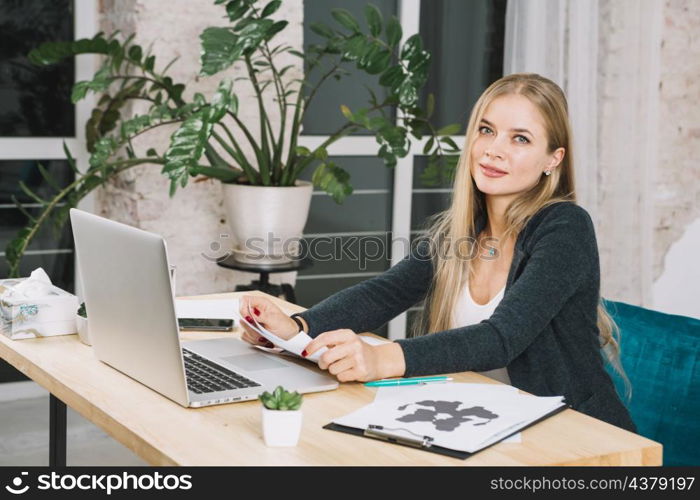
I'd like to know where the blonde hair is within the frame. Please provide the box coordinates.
[411,73,630,399]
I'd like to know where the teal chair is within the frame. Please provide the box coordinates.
[603,299,700,465]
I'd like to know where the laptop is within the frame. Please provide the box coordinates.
[69,208,338,407]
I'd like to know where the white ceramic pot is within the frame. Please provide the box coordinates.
[222,180,313,266]
[76,315,90,346]
[261,406,303,447]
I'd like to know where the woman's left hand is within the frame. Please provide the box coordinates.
[304,329,406,383]
[304,329,381,382]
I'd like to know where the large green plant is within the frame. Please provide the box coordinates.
[5,0,460,277]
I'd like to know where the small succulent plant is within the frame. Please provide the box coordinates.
[77,302,87,318]
[259,386,302,411]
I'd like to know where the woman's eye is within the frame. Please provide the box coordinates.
[479,127,528,143]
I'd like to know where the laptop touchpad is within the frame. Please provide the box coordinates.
[221,354,288,371]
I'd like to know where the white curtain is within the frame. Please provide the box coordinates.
[503,0,599,224]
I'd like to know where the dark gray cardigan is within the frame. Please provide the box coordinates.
[298,202,636,432]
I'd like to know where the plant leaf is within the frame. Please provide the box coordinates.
[226,0,250,21]
[127,44,142,63]
[386,15,402,47]
[364,48,391,75]
[423,136,435,155]
[144,54,155,71]
[18,182,47,206]
[426,93,435,119]
[261,0,282,17]
[295,145,311,156]
[310,22,334,39]
[28,34,112,65]
[437,123,462,136]
[264,20,288,42]
[400,33,422,60]
[440,136,460,151]
[331,8,361,33]
[314,147,328,161]
[340,34,367,62]
[70,65,113,103]
[358,41,380,69]
[189,166,239,182]
[379,65,404,89]
[364,4,383,37]
[36,163,63,193]
[199,27,244,76]
[63,142,80,174]
[162,107,217,194]
[311,162,353,204]
[397,78,417,106]
[71,81,91,103]
[88,137,118,172]
[209,78,234,121]
[339,104,354,123]
[368,115,389,130]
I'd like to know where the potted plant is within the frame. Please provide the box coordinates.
[259,385,303,447]
[5,0,460,274]
[76,302,90,346]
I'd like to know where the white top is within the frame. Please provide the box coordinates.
[452,278,511,385]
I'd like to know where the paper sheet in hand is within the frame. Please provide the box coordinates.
[175,298,240,320]
[334,383,564,453]
[255,335,388,363]
[241,312,327,363]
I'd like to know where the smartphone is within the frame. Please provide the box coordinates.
[177,317,234,331]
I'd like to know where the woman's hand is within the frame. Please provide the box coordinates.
[304,329,406,383]
[238,295,300,347]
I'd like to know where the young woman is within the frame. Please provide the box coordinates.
[239,73,636,432]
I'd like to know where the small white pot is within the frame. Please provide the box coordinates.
[261,406,303,447]
[222,180,313,265]
[76,315,90,346]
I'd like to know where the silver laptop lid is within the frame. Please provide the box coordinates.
[70,208,189,406]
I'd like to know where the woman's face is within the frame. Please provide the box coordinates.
[470,94,564,200]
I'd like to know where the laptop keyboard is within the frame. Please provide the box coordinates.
[182,349,261,394]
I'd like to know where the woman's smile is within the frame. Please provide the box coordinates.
[479,163,509,177]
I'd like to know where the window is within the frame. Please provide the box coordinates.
[0,0,96,382]
[0,0,75,136]
[0,160,75,290]
[296,0,507,339]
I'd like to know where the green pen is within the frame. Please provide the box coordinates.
[364,376,453,387]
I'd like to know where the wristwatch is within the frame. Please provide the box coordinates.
[289,313,305,333]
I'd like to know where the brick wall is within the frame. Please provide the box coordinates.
[597,0,698,316]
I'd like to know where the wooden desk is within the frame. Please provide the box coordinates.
[0,291,662,466]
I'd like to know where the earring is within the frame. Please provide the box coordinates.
[544,170,552,176]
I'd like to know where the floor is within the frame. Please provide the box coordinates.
[0,381,146,466]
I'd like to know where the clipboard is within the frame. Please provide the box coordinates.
[323,403,569,460]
